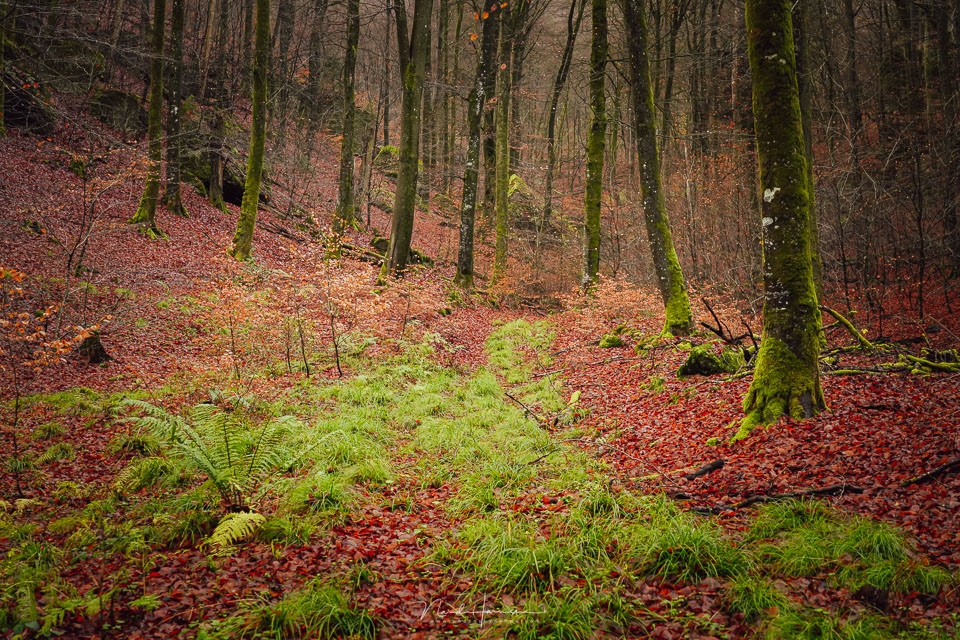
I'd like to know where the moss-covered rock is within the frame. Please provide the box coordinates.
[374,145,399,179]
[677,345,743,377]
[91,89,147,136]
[599,333,624,348]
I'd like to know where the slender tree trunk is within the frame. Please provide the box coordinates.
[333,0,360,234]
[737,0,824,439]
[208,0,228,213]
[454,6,498,288]
[231,0,269,260]
[481,13,500,219]
[198,0,217,100]
[0,1,6,137]
[421,17,434,209]
[129,0,166,232]
[438,0,449,194]
[622,0,693,335]
[163,0,187,217]
[243,0,254,89]
[308,0,330,125]
[582,0,607,288]
[493,2,520,282]
[508,1,530,171]
[109,0,125,76]
[542,0,585,226]
[382,2,391,147]
[383,0,435,277]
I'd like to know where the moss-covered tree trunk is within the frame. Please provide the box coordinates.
[162,0,187,217]
[333,0,359,235]
[230,0,269,260]
[0,1,6,137]
[492,3,518,283]
[736,0,825,439]
[128,0,166,232]
[582,0,607,289]
[542,0,586,226]
[454,7,498,289]
[383,0,434,277]
[622,0,692,335]
[793,0,821,297]
[208,0,228,213]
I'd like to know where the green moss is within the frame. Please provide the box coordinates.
[736,336,824,441]
[677,345,743,376]
[598,333,623,348]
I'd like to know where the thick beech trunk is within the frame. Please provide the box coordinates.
[622,0,693,335]
[129,0,166,232]
[582,0,606,288]
[737,0,825,439]
[231,0,269,260]
[333,0,360,234]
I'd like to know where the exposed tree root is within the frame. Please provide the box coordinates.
[680,458,725,481]
[902,458,960,487]
[820,305,876,351]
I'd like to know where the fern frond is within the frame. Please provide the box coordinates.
[207,512,265,550]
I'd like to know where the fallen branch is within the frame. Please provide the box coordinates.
[901,458,960,487]
[820,306,875,352]
[687,483,865,515]
[503,390,543,426]
[681,458,725,481]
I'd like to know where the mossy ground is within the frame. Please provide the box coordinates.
[1,317,955,638]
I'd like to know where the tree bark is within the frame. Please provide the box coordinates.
[383,0,435,277]
[542,0,585,229]
[231,0,269,260]
[622,0,693,335]
[582,0,607,288]
[333,0,360,235]
[307,0,330,125]
[163,0,187,217]
[454,5,499,289]
[128,0,166,232]
[493,2,521,282]
[737,0,825,439]
[793,0,821,297]
[198,0,217,100]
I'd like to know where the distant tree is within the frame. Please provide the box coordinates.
[231,0,269,260]
[382,0,435,277]
[454,3,499,289]
[128,0,166,234]
[162,0,187,218]
[492,0,524,282]
[542,0,586,227]
[582,0,606,288]
[621,0,692,335]
[736,0,824,439]
[333,0,360,235]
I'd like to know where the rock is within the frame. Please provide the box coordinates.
[90,89,146,136]
[677,345,743,377]
[374,145,399,179]
[599,333,624,348]
[1,67,56,134]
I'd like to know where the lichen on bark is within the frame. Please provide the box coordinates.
[737,0,825,439]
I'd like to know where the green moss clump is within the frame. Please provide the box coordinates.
[677,346,743,377]
[599,333,624,348]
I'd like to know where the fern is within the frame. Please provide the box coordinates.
[207,512,266,550]
[123,398,309,510]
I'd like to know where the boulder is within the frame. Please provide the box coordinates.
[677,345,744,377]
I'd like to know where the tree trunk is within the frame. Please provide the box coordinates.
[383,0,435,277]
[272,0,294,128]
[307,0,330,125]
[128,0,166,232]
[454,6,498,289]
[198,0,217,100]
[230,0,269,260]
[737,0,824,439]
[622,0,693,335]
[333,0,360,234]
[163,0,187,217]
[243,0,254,89]
[542,0,585,228]
[793,0,821,296]
[582,0,607,288]
[493,3,520,282]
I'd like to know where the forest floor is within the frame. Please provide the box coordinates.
[2,106,960,640]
